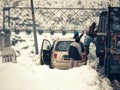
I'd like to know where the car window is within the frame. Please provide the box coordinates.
[42,40,51,50]
[55,41,73,51]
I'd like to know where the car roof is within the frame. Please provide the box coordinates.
[55,38,75,41]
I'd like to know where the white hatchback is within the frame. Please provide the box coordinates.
[40,38,86,69]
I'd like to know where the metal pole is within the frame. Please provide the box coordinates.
[30,0,38,54]
[3,7,5,31]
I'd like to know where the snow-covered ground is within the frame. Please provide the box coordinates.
[0,0,119,90]
[0,32,113,90]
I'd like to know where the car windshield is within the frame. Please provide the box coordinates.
[55,41,73,51]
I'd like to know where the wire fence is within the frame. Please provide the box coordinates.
[3,7,107,33]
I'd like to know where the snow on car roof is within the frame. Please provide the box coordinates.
[55,38,75,41]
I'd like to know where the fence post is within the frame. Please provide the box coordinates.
[30,0,38,54]
[1,31,5,62]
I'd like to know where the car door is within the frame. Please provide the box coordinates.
[40,39,52,65]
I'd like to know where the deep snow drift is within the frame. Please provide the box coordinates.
[0,32,113,90]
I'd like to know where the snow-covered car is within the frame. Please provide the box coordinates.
[40,38,86,69]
